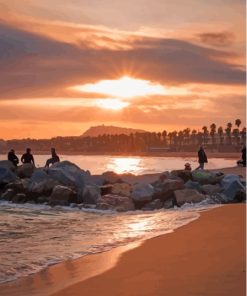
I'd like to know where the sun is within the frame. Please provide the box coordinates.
[69,76,167,98]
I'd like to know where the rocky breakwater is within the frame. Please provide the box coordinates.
[0,161,246,212]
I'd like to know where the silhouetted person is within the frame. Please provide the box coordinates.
[8,149,19,167]
[241,144,246,167]
[45,148,60,167]
[21,148,35,165]
[196,145,208,170]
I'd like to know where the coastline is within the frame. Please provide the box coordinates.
[52,204,246,296]
[1,166,246,296]
[2,204,245,296]
[2,151,241,159]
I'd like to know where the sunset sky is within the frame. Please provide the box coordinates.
[0,0,245,139]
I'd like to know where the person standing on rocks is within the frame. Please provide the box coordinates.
[241,144,246,167]
[21,148,35,166]
[45,148,60,167]
[8,149,19,167]
[196,145,208,170]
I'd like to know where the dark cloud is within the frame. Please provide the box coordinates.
[196,32,235,47]
[0,23,245,99]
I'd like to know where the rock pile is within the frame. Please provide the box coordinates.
[0,160,246,212]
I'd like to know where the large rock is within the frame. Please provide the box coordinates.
[131,183,154,202]
[174,189,205,206]
[102,171,123,184]
[96,194,135,211]
[1,189,15,200]
[80,185,101,204]
[0,160,16,172]
[5,182,25,193]
[201,184,222,196]
[0,167,18,186]
[184,180,202,192]
[153,179,185,201]
[17,164,34,178]
[219,175,246,202]
[28,169,59,195]
[12,193,27,203]
[142,199,163,210]
[192,170,217,185]
[170,170,192,182]
[49,185,77,206]
[111,183,132,197]
[47,161,85,193]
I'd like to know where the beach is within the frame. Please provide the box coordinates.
[1,166,246,296]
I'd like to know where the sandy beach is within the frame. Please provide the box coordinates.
[1,167,246,296]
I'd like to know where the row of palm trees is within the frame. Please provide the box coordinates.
[5,119,246,153]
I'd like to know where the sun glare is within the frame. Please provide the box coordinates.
[96,99,130,110]
[107,157,142,174]
[70,76,167,98]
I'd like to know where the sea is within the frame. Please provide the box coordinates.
[0,155,235,284]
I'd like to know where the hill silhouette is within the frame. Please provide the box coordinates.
[81,125,147,137]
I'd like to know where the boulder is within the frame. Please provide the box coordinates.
[192,170,217,185]
[1,189,15,200]
[5,182,25,193]
[96,194,135,211]
[153,179,185,201]
[163,198,175,209]
[100,185,113,196]
[111,183,132,197]
[219,175,246,202]
[49,185,77,206]
[80,185,101,204]
[131,183,154,202]
[47,161,85,193]
[12,193,27,203]
[28,169,59,196]
[0,166,18,186]
[201,184,222,196]
[184,180,202,192]
[0,160,16,172]
[102,171,123,184]
[170,170,192,182]
[174,189,205,206]
[142,199,163,210]
[17,164,35,178]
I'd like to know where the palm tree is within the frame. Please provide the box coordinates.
[232,128,240,145]
[210,123,216,145]
[225,122,232,144]
[202,126,209,144]
[162,130,167,145]
[217,126,224,145]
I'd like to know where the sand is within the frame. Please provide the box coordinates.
[1,167,246,296]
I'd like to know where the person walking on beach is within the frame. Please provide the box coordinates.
[21,148,35,166]
[196,145,208,170]
[8,149,19,167]
[45,148,60,167]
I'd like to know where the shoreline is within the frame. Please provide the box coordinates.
[1,204,245,296]
[0,152,241,159]
[1,166,246,296]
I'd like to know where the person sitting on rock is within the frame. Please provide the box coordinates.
[8,149,19,167]
[45,148,60,167]
[184,163,192,171]
[21,148,35,166]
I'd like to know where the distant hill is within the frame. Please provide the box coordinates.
[81,125,147,137]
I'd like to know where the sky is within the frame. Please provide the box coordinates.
[0,0,245,139]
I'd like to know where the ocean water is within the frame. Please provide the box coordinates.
[0,201,218,284]
[0,155,230,284]
[0,154,236,174]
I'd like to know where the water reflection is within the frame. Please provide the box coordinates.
[106,157,143,174]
